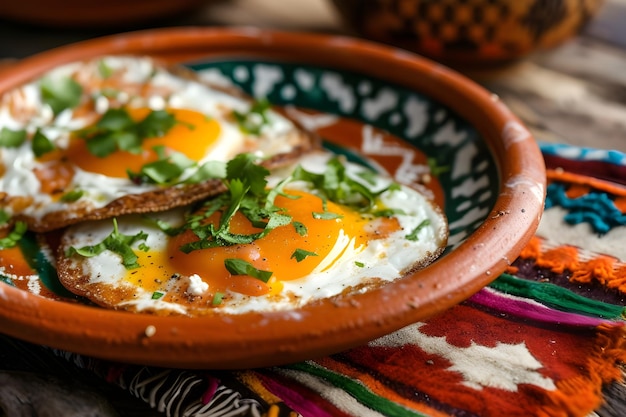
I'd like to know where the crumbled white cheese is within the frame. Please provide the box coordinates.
[187,274,209,295]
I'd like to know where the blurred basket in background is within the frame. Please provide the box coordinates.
[331,0,605,67]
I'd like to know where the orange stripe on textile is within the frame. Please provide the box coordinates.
[514,237,626,295]
[547,169,626,198]
[520,236,543,260]
[571,256,618,287]
[536,245,580,275]
[506,236,543,275]
[607,264,626,293]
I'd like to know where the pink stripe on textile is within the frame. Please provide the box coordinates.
[201,375,220,404]
[469,288,617,328]
[256,372,334,417]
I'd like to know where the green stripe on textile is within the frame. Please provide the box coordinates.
[490,273,625,319]
[287,362,428,417]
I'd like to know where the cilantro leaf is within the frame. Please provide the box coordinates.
[291,156,392,211]
[427,157,450,177]
[79,108,178,158]
[291,248,318,262]
[178,154,294,254]
[32,129,55,157]
[128,146,226,186]
[212,292,224,306]
[184,161,227,184]
[406,219,431,241]
[292,221,307,236]
[0,210,10,226]
[60,189,84,202]
[135,110,177,138]
[224,258,272,283]
[232,98,271,135]
[0,128,26,148]
[40,75,83,116]
[97,59,114,79]
[128,146,195,185]
[0,221,27,250]
[97,108,135,131]
[226,153,269,196]
[374,208,405,217]
[312,211,343,220]
[67,219,148,269]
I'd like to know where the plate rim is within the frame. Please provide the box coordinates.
[0,27,546,369]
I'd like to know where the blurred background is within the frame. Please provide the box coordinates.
[0,0,623,59]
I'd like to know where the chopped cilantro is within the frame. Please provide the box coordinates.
[97,59,114,79]
[373,208,405,217]
[427,157,450,177]
[79,108,177,158]
[0,127,26,148]
[224,258,272,283]
[31,129,55,157]
[212,292,224,306]
[406,219,431,241]
[128,145,194,185]
[40,75,83,116]
[151,291,165,300]
[226,151,269,195]
[178,153,291,253]
[135,110,178,139]
[312,211,343,220]
[67,218,148,269]
[355,261,365,268]
[129,146,226,186]
[291,156,396,212]
[232,98,271,135]
[175,154,403,256]
[291,248,318,262]
[292,221,307,236]
[0,210,10,225]
[356,170,378,185]
[0,221,27,250]
[184,160,227,184]
[60,189,84,202]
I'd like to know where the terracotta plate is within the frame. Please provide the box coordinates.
[0,28,545,369]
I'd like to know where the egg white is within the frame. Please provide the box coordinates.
[60,152,448,315]
[0,56,303,222]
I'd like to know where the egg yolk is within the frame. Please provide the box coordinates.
[63,107,220,178]
[125,190,401,299]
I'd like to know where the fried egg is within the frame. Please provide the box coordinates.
[57,151,448,316]
[0,56,316,232]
